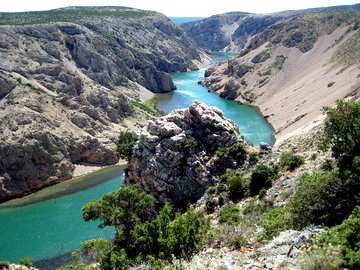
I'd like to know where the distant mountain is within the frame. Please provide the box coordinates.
[170,17,204,24]
[181,4,360,52]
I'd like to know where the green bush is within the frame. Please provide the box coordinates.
[321,100,360,171]
[176,139,196,153]
[259,207,291,241]
[115,130,137,160]
[300,245,341,270]
[314,206,360,269]
[205,198,218,214]
[215,143,247,164]
[82,188,209,268]
[0,262,9,270]
[321,158,335,171]
[279,151,305,171]
[249,164,279,196]
[219,204,243,224]
[227,175,249,201]
[19,258,32,267]
[288,171,359,229]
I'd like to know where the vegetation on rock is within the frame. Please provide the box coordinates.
[279,151,305,171]
[115,130,138,161]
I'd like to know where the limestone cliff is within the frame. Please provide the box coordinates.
[125,101,246,205]
[0,7,210,202]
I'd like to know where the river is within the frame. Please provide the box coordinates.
[0,53,274,265]
[156,52,275,146]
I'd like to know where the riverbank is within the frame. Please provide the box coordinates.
[73,160,127,177]
[0,164,126,209]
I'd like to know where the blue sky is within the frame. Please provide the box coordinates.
[0,0,359,16]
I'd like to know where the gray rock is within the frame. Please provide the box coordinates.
[260,142,272,151]
[125,101,245,205]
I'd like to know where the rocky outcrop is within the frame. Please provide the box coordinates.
[125,101,245,205]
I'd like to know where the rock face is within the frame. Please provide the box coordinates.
[0,7,210,202]
[202,8,360,139]
[181,4,360,52]
[125,101,244,205]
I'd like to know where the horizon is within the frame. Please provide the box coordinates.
[0,0,359,17]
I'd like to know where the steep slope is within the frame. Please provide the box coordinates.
[0,6,210,202]
[181,4,360,52]
[181,12,291,52]
[202,10,360,141]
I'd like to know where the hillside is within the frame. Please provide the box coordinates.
[0,6,210,202]
[201,9,360,141]
[181,4,360,52]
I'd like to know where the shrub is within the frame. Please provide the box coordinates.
[215,143,247,164]
[219,204,243,224]
[0,262,9,270]
[300,245,341,270]
[288,171,359,229]
[176,139,196,153]
[115,130,137,160]
[249,164,279,196]
[205,198,218,214]
[279,151,305,171]
[82,194,209,268]
[19,258,32,267]
[227,175,249,201]
[314,206,360,269]
[321,100,360,171]
[321,158,335,171]
[127,204,209,261]
[259,207,291,241]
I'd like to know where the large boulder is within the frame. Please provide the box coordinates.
[125,101,245,205]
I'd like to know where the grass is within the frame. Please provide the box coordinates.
[131,96,165,117]
[332,29,360,66]
[0,7,156,25]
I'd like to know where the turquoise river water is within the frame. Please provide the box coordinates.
[0,53,274,264]
[156,52,275,146]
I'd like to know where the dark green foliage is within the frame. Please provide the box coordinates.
[219,204,243,224]
[279,151,305,171]
[176,139,196,153]
[0,8,155,26]
[259,207,291,241]
[215,143,247,164]
[82,187,208,268]
[315,206,360,269]
[19,258,32,268]
[288,171,359,229]
[82,184,153,235]
[131,98,165,117]
[321,100,360,171]
[321,158,335,171]
[227,175,249,201]
[0,262,9,270]
[205,198,218,214]
[115,130,137,160]
[249,164,279,196]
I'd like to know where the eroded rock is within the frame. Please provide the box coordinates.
[125,101,245,205]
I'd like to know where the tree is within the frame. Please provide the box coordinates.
[82,184,153,240]
[321,100,360,171]
[115,130,137,160]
